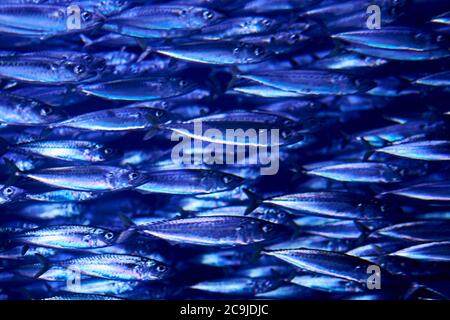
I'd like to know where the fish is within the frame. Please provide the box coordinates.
[291,274,366,293]
[432,11,450,25]
[264,248,388,283]
[0,93,66,126]
[377,181,450,201]
[14,165,151,192]
[305,162,404,183]
[38,254,170,281]
[389,241,450,262]
[193,16,277,40]
[416,71,450,86]
[376,140,450,161]
[0,4,103,38]
[50,106,167,132]
[0,55,101,84]
[161,110,305,146]
[43,294,123,300]
[251,191,386,220]
[60,278,139,296]
[370,221,450,242]
[10,225,117,249]
[78,77,197,101]
[154,41,273,65]
[333,27,449,51]
[9,139,122,162]
[106,5,223,31]
[190,277,283,296]
[135,169,244,195]
[24,189,100,202]
[135,216,289,247]
[238,70,375,95]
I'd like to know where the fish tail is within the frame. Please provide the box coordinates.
[0,136,10,156]
[116,213,138,243]
[143,127,159,141]
[226,65,240,92]
[4,158,21,185]
[34,253,51,279]
[243,188,261,214]
[354,221,371,245]
[79,34,93,47]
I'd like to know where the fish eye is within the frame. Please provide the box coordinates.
[277,212,286,219]
[3,187,14,196]
[254,47,265,56]
[40,106,54,116]
[156,264,167,273]
[82,55,93,63]
[103,147,113,155]
[262,19,272,26]
[262,224,273,233]
[203,10,214,20]
[179,79,189,87]
[290,34,299,41]
[129,172,139,180]
[155,110,165,118]
[104,232,115,240]
[222,176,233,184]
[161,101,170,108]
[281,129,292,138]
[81,11,92,22]
[73,64,86,74]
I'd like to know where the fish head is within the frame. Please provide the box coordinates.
[78,8,105,29]
[118,169,150,189]
[29,102,67,124]
[251,205,293,226]
[144,107,171,124]
[62,60,98,83]
[187,7,224,29]
[279,126,307,146]
[205,171,244,192]
[84,228,118,247]
[167,77,198,95]
[78,54,107,74]
[0,185,24,205]
[253,277,283,293]
[354,78,377,93]
[234,43,274,63]
[94,145,123,162]
[240,219,288,244]
[252,17,277,32]
[134,259,170,281]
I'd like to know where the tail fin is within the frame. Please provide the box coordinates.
[354,221,372,246]
[243,188,261,214]
[116,213,138,243]
[4,158,21,186]
[34,253,51,279]
[0,137,10,156]
[80,34,93,47]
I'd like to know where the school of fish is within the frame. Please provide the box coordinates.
[0,0,450,300]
